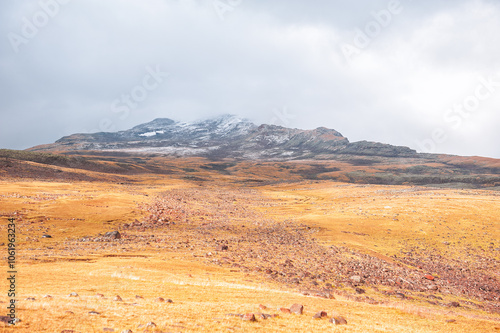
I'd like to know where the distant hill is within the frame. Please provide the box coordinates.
[14,115,499,188]
[28,114,417,159]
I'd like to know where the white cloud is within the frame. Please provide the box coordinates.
[0,0,499,158]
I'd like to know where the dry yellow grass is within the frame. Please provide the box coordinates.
[0,176,499,332]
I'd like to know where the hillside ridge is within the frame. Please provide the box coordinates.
[29,114,417,160]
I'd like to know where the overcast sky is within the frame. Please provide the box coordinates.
[1,0,499,158]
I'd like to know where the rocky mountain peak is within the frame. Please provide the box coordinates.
[30,114,418,160]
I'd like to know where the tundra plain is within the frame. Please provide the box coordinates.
[0,153,499,332]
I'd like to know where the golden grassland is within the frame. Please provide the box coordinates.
[0,169,499,332]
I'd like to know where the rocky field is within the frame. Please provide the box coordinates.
[0,154,499,332]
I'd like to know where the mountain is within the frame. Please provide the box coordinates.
[29,114,417,160]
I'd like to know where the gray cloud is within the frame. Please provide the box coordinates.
[1,0,499,158]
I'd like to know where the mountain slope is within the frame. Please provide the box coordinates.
[29,114,417,160]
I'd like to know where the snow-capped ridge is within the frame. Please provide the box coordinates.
[38,114,418,159]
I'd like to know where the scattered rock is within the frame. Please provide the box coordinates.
[96,293,105,298]
[330,316,348,325]
[216,244,228,251]
[155,297,165,302]
[313,311,328,319]
[25,297,36,301]
[279,307,291,314]
[290,303,304,315]
[104,231,121,239]
[242,313,256,321]
[166,299,173,303]
[88,311,100,315]
[355,287,365,294]
[65,311,74,315]
[113,295,123,302]
[424,275,435,281]
[43,295,52,299]
[427,285,439,291]
[259,304,267,310]
[257,313,272,320]
[350,275,362,283]
[0,316,18,325]
[135,295,143,299]
[448,301,460,308]
[313,291,335,299]
[446,319,456,323]
[42,234,52,238]
[68,292,79,297]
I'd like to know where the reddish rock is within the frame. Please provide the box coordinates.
[313,311,328,319]
[424,275,435,281]
[290,303,304,315]
[330,316,347,325]
[259,304,267,310]
[216,244,228,251]
[257,313,272,320]
[280,308,291,314]
[355,287,365,294]
[242,313,256,321]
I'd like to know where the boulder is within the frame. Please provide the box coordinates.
[104,231,121,239]
[330,316,347,325]
[290,303,304,315]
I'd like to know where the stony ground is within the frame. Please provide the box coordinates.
[0,177,499,332]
